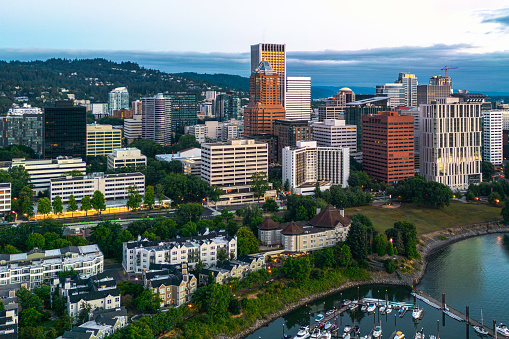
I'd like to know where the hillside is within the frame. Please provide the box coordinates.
[0,58,248,113]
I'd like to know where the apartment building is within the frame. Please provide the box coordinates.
[0,183,11,214]
[482,110,503,166]
[107,148,147,170]
[61,307,128,339]
[143,263,197,307]
[199,256,266,285]
[312,119,357,152]
[0,309,17,338]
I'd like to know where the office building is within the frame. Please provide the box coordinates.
[318,87,356,121]
[398,107,421,171]
[312,119,357,152]
[362,112,414,184]
[274,119,312,162]
[244,61,286,137]
[86,124,122,156]
[156,148,202,176]
[395,73,418,107]
[285,76,311,120]
[482,110,503,166]
[169,93,197,134]
[420,98,482,190]
[0,104,44,157]
[376,83,406,108]
[108,87,129,116]
[214,92,240,121]
[107,148,147,169]
[344,96,389,149]
[124,114,142,143]
[251,43,286,107]
[113,109,134,119]
[142,94,172,145]
[417,76,452,106]
[92,103,109,119]
[44,101,86,159]
[131,100,142,115]
[50,172,145,203]
[247,134,279,164]
[185,120,240,143]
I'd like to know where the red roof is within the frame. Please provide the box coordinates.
[257,217,280,230]
[281,222,305,235]
[309,205,351,228]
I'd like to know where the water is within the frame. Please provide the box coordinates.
[246,233,509,339]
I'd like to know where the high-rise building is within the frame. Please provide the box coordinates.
[108,87,129,116]
[243,61,286,136]
[131,100,142,115]
[285,77,311,120]
[44,101,86,159]
[142,94,172,145]
[375,83,406,108]
[318,87,355,121]
[251,43,286,107]
[86,124,122,156]
[312,119,357,152]
[214,92,240,121]
[274,119,312,162]
[417,76,452,106]
[482,110,503,166]
[398,107,421,172]
[420,98,482,190]
[169,93,197,134]
[395,73,418,107]
[124,115,142,143]
[0,105,44,156]
[362,111,414,184]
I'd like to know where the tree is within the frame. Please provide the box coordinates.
[283,179,290,192]
[52,195,63,215]
[19,307,43,327]
[77,302,92,325]
[502,204,509,224]
[335,243,353,267]
[80,196,92,215]
[482,162,495,182]
[313,247,335,268]
[489,192,502,205]
[283,257,312,280]
[155,183,165,205]
[135,290,162,314]
[27,233,45,250]
[346,220,368,262]
[262,198,279,213]
[16,186,34,219]
[420,181,452,208]
[174,203,204,225]
[37,197,51,216]
[91,190,106,213]
[61,169,83,177]
[465,190,476,201]
[250,172,270,203]
[144,185,155,209]
[67,194,78,215]
[2,244,20,254]
[296,205,308,221]
[9,165,31,198]
[203,283,230,320]
[127,186,142,211]
[236,226,259,256]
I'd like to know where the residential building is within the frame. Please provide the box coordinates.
[282,141,350,190]
[92,103,109,119]
[420,98,482,190]
[122,230,237,273]
[257,205,351,252]
[86,124,122,156]
[131,100,142,115]
[108,87,129,116]
[113,109,134,119]
[398,107,421,171]
[362,111,414,184]
[344,96,389,149]
[376,83,405,108]
[124,114,142,143]
[199,256,265,285]
[0,183,11,214]
[0,309,17,338]
[482,110,503,166]
[44,101,86,159]
[417,76,452,106]
[107,148,147,170]
[142,94,172,145]
[60,307,128,339]
[143,263,197,307]
[251,43,286,107]
[50,172,145,202]
[395,73,418,107]
[0,245,104,290]
[285,76,311,120]
[274,119,312,162]
[0,104,44,156]
[2,157,86,194]
[318,87,356,121]
[169,93,197,134]
[244,61,286,137]
[312,119,357,152]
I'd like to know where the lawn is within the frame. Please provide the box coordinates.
[345,201,502,235]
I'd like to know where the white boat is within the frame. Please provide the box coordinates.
[315,314,324,322]
[343,334,351,339]
[393,331,405,339]
[372,325,382,338]
[344,324,352,334]
[386,305,393,314]
[412,307,424,320]
[318,331,331,339]
[379,305,386,314]
[342,299,352,307]
[413,328,424,339]
[367,303,377,313]
[496,323,509,337]
[474,309,488,336]
[429,336,438,339]
[324,322,332,331]
[361,304,368,312]
[309,329,321,339]
[294,325,310,339]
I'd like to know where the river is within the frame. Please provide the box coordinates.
[246,233,509,339]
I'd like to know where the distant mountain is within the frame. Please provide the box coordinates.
[175,72,249,92]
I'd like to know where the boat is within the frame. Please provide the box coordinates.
[293,325,310,339]
[361,304,368,312]
[343,334,351,339]
[413,328,424,339]
[349,302,359,310]
[398,306,407,317]
[309,328,321,339]
[386,305,393,314]
[373,325,382,338]
[367,303,377,313]
[496,323,509,337]
[473,309,489,336]
[324,322,332,331]
[393,331,405,339]
[429,336,438,339]
[379,305,386,315]
[315,314,324,322]
[342,299,352,307]
[316,322,325,329]
[360,336,371,339]
[343,324,352,334]
[412,307,424,320]
[325,309,335,316]
[318,332,331,339]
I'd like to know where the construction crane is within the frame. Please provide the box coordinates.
[441,66,459,78]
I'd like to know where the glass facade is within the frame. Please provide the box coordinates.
[44,103,86,159]
[169,94,197,134]
[0,114,44,156]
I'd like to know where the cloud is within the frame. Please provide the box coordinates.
[480,8,509,30]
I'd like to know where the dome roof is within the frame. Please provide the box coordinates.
[339,87,353,92]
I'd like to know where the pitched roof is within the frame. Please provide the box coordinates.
[309,205,351,228]
[281,222,305,235]
[257,217,280,230]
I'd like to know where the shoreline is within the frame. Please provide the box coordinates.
[229,220,507,339]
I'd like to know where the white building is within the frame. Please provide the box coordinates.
[376,83,406,108]
[50,172,145,202]
[395,73,418,107]
[156,148,202,176]
[185,120,239,143]
[108,87,129,116]
[142,94,171,145]
[124,114,142,143]
[1,157,86,194]
[0,183,11,214]
[92,103,109,118]
[420,98,482,191]
[286,76,311,120]
[107,148,147,170]
[61,307,128,338]
[0,245,104,290]
[7,104,43,115]
[312,119,357,152]
[282,141,349,190]
[122,230,237,273]
[482,110,503,166]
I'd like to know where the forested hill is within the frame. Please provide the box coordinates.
[175,72,249,92]
[0,58,248,113]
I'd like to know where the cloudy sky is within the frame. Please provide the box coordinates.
[2,0,509,93]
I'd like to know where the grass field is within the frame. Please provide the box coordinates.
[344,201,502,235]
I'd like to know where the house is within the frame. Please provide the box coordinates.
[60,307,128,339]
[143,263,197,307]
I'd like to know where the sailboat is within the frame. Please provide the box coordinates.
[473,309,489,335]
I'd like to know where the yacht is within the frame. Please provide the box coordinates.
[342,299,352,307]
[309,328,321,339]
[315,314,324,322]
[413,328,424,339]
[473,325,488,336]
[343,324,352,334]
[325,309,335,317]
[349,301,359,310]
[361,304,368,312]
[318,332,331,339]
[373,325,382,338]
[393,331,405,339]
[294,326,310,339]
[496,323,509,337]
[412,307,424,320]
[367,303,377,313]
[386,305,393,314]
[379,305,386,315]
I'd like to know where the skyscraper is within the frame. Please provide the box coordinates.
[169,93,197,134]
[285,77,311,120]
[274,119,312,162]
[318,87,355,121]
[482,110,503,166]
[214,92,240,121]
[44,101,86,159]
[251,43,286,107]
[375,83,405,108]
[395,73,418,107]
[108,87,129,116]
[417,76,452,106]
[142,94,172,145]
[0,105,44,156]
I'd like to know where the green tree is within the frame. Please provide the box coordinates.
[346,220,368,262]
[482,162,495,182]
[283,179,290,192]
[502,204,509,224]
[489,192,502,205]
[250,171,270,203]
[262,198,279,213]
[34,284,51,309]
[174,203,204,225]
[375,234,387,257]
[465,190,476,201]
[91,190,106,213]
[67,194,78,215]
[127,186,142,210]
[16,186,34,219]
[420,181,452,208]
[144,185,155,209]
[2,244,20,254]
[313,247,335,268]
[52,195,63,215]
[16,287,43,312]
[19,307,43,327]
[27,233,45,250]
[135,290,162,314]
[80,196,92,215]
[203,283,230,320]
[77,302,92,325]
[335,243,353,267]
[236,226,259,256]
[37,197,51,216]
[9,165,31,198]
[296,205,308,221]
[283,257,313,280]
[61,169,83,177]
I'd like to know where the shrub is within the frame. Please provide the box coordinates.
[384,259,396,273]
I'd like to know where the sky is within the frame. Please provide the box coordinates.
[2,0,509,93]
